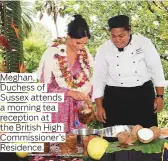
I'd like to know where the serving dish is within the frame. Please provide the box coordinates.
[97,125,134,137]
[70,128,98,136]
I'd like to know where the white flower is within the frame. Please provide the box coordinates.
[81,64,85,68]
[67,16,75,25]
[147,27,150,33]
[121,3,126,8]
[90,15,97,22]
[79,73,83,78]
[57,44,67,56]
[79,59,83,63]
[70,16,75,21]
[165,50,168,54]
[132,15,138,21]
[73,80,77,83]
[84,70,89,76]
[138,6,142,10]
[73,4,80,11]
[153,21,159,26]
[76,79,80,83]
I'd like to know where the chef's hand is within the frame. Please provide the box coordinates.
[68,90,89,101]
[96,106,106,123]
[154,97,164,113]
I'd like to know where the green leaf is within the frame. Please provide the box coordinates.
[106,139,168,154]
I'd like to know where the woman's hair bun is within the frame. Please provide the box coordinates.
[68,14,91,39]
[73,14,83,20]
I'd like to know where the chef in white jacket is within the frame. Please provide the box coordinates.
[93,15,165,128]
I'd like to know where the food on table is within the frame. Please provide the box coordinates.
[161,128,168,136]
[117,131,137,145]
[115,125,164,145]
[87,137,109,160]
[117,131,130,144]
[16,151,28,158]
[83,135,96,156]
[59,134,77,154]
[137,128,154,143]
[150,126,161,139]
[33,142,50,154]
[78,103,95,124]
[131,125,143,139]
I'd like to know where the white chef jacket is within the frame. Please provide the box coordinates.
[93,34,166,99]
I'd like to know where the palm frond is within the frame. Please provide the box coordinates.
[0,1,23,72]
[20,1,36,38]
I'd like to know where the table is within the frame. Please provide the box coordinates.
[28,154,84,161]
[0,151,163,161]
[99,137,168,161]
[100,150,162,161]
[1,138,167,161]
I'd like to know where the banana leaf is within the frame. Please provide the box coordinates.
[106,139,168,154]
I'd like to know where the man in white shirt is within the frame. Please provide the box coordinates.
[93,15,165,128]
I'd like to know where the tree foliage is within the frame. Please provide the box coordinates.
[23,23,51,73]
[57,0,168,126]
[0,1,23,72]
[0,1,35,72]
[32,1,168,127]
[34,0,63,37]
[20,1,36,38]
[34,1,168,57]
[54,0,168,79]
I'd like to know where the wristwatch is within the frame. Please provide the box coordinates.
[156,94,164,99]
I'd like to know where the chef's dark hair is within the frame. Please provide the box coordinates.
[68,14,91,39]
[124,26,131,31]
[108,15,131,31]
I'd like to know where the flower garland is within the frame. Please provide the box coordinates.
[52,39,93,93]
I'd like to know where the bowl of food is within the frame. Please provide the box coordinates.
[70,128,98,144]
[97,125,134,142]
[70,128,98,136]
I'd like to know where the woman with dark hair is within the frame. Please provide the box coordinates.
[38,14,93,133]
[93,15,165,128]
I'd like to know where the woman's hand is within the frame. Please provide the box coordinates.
[154,97,164,113]
[68,90,89,101]
[96,106,106,123]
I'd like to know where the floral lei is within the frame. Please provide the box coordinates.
[52,37,93,92]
